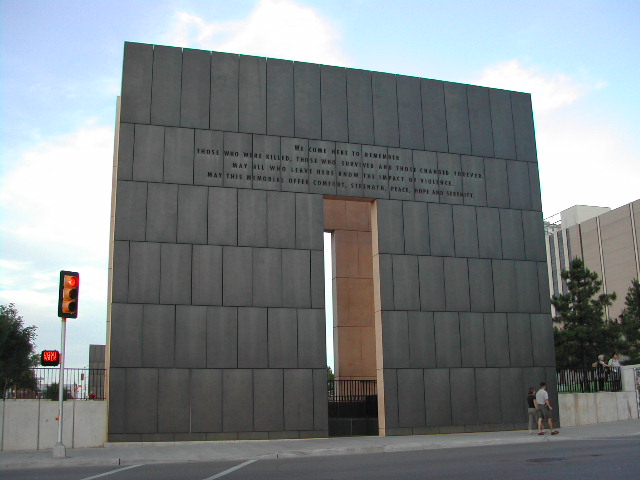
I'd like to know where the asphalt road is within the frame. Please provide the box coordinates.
[5,436,640,480]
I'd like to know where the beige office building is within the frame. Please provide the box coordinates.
[545,201,640,318]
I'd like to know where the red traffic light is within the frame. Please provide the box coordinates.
[66,276,79,288]
[41,350,60,366]
[58,270,80,318]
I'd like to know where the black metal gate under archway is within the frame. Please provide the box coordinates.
[328,379,378,436]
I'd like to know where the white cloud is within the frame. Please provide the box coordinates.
[166,0,349,66]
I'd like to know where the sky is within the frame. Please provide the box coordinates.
[1,0,639,367]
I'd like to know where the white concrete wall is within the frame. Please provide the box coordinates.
[559,392,638,427]
[1,400,107,451]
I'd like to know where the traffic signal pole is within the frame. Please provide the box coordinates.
[53,317,67,458]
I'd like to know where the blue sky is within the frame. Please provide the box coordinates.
[1,0,639,367]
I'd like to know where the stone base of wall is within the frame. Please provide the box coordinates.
[0,400,107,451]
[558,392,638,427]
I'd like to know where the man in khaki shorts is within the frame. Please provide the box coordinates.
[535,382,559,435]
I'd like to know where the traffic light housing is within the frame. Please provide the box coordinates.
[58,270,80,318]
[41,350,60,366]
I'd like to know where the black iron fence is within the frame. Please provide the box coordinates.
[328,379,377,419]
[1,368,106,400]
[556,367,622,393]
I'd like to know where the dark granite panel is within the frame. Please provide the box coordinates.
[222,246,252,306]
[511,92,537,162]
[408,311,436,368]
[251,134,282,191]
[177,185,207,244]
[506,160,531,210]
[397,75,424,150]
[267,191,295,248]
[450,368,476,425]
[175,305,206,368]
[537,262,552,313]
[268,308,298,368]
[124,368,158,433]
[191,369,223,432]
[294,62,321,139]
[238,307,268,368]
[423,368,451,426]
[376,200,404,254]
[194,130,223,187]
[210,52,239,132]
[115,180,147,241]
[530,314,555,367]
[208,187,237,246]
[128,242,160,304]
[403,201,430,255]
[499,368,524,423]
[382,311,410,368]
[310,250,325,309]
[434,312,461,368]
[377,254,395,311]
[508,313,533,367]
[192,245,222,306]
[346,68,374,145]
[499,209,525,260]
[267,58,294,137]
[528,163,542,211]
[160,243,191,305]
[372,71,399,147]
[121,42,152,124]
[418,256,446,312]
[468,258,495,312]
[253,248,282,307]
[489,89,516,160]
[320,65,348,142]
[522,367,546,402]
[142,304,175,368]
[117,123,134,180]
[110,303,142,368]
[133,124,164,182]
[361,145,389,199]
[284,370,314,430]
[309,140,337,195]
[164,127,194,185]
[296,193,323,250]
[475,368,501,424]
[461,155,487,207]
[158,369,189,432]
[112,241,129,303]
[467,85,494,157]
[239,55,267,134]
[412,150,440,203]
[476,207,502,259]
[223,369,253,432]
[543,366,560,423]
[335,142,363,198]
[254,369,284,431]
[388,148,414,201]
[443,257,470,312]
[452,205,479,258]
[150,45,181,126]
[180,48,210,129]
[223,131,252,189]
[428,203,455,256]
[443,83,471,155]
[516,261,540,313]
[382,369,399,428]
[146,183,177,243]
[483,313,510,367]
[282,249,311,308]
[281,137,310,194]
[238,189,267,247]
[459,312,486,367]
[398,369,426,427]
[421,79,448,152]
[484,158,509,208]
[392,255,420,311]
[298,309,326,368]
[522,210,546,261]
[108,368,126,433]
[492,260,517,312]
[436,153,463,205]
[313,368,329,430]
[207,306,238,368]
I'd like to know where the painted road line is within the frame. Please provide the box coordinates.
[202,459,258,480]
[80,464,143,480]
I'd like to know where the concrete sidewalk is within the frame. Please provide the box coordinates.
[2,420,639,470]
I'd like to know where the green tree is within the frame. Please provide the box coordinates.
[619,278,640,364]
[0,304,38,398]
[551,258,621,374]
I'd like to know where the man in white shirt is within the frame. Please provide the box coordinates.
[535,382,558,435]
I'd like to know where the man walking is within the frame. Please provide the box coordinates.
[536,382,559,435]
